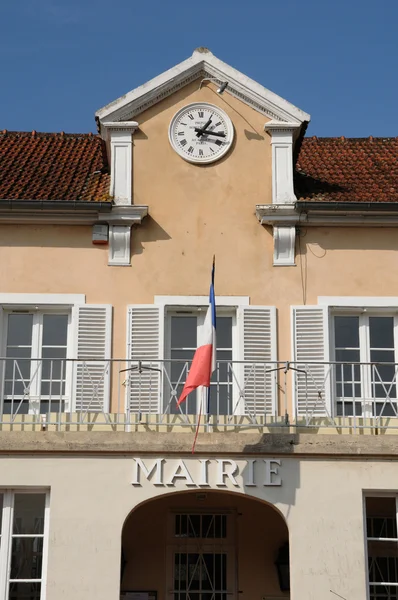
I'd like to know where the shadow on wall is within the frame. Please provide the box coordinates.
[242,432,301,521]
[131,216,171,256]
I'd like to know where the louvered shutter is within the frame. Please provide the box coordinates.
[127,305,163,414]
[238,306,277,417]
[72,305,112,412]
[292,306,331,418]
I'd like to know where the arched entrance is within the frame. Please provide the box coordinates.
[121,490,289,600]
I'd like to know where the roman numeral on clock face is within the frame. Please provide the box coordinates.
[180,139,187,146]
[188,114,194,120]
[199,149,203,156]
[198,111,204,118]
[188,146,194,153]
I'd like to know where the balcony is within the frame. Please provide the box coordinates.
[0,357,398,433]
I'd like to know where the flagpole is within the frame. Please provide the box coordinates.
[192,387,205,454]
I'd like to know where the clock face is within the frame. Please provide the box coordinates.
[168,102,234,164]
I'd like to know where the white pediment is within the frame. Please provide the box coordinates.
[95,47,310,127]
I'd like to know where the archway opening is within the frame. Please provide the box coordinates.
[121,490,289,600]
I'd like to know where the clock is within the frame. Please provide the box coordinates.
[168,102,234,164]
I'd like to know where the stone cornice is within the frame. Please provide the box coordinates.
[256,203,398,227]
[0,431,398,458]
[98,205,148,225]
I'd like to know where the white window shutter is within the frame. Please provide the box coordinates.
[291,306,331,418]
[127,305,163,414]
[72,305,112,412]
[237,306,277,417]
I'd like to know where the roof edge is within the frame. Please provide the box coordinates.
[95,48,310,125]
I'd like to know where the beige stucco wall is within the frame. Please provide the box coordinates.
[0,452,389,600]
[1,82,398,413]
[1,224,398,391]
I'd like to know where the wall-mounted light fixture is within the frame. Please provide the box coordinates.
[199,78,229,94]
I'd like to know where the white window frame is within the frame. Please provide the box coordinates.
[157,296,248,416]
[331,311,398,416]
[2,309,74,414]
[318,298,398,417]
[0,295,86,416]
[0,489,50,600]
[164,307,238,415]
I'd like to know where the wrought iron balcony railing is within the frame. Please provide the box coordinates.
[0,357,398,431]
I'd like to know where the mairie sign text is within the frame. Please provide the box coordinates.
[132,458,282,487]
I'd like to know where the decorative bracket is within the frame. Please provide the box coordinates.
[98,206,148,266]
[256,204,298,267]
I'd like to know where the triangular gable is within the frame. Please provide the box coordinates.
[95,47,310,126]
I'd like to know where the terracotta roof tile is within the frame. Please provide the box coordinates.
[2,131,398,205]
[0,131,110,201]
[295,137,398,203]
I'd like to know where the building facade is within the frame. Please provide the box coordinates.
[1,47,398,600]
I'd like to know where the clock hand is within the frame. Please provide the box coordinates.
[194,128,226,138]
[196,118,212,137]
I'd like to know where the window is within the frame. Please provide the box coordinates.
[128,302,277,419]
[3,311,70,414]
[333,314,398,416]
[366,496,398,600]
[293,303,398,421]
[168,512,235,600]
[166,311,233,415]
[0,301,112,418]
[0,491,49,600]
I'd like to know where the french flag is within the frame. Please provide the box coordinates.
[177,258,216,407]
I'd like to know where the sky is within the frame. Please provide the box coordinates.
[1,0,397,138]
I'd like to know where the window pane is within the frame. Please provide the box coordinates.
[2,399,29,414]
[9,582,41,600]
[217,317,232,348]
[335,349,361,364]
[7,315,33,347]
[10,537,43,579]
[366,497,397,537]
[336,401,363,416]
[41,350,67,380]
[212,350,233,382]
[42,314,68,346]
[370,317,394,349]
[171,317,197,349]
[13,494,46,534]
[208,385,232,415]
[5,352,32,379]
[334,316,360,348]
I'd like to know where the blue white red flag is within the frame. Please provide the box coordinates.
[177,257,216,406]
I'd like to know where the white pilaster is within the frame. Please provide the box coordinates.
[101,121,138,206]
[263,121,301,266]
[264,121,301,205]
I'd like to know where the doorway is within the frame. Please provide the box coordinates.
[121,491,289,600]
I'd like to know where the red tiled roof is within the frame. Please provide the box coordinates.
[2,131,398,204]
[295,137,398,203]
[0,131,110,201]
